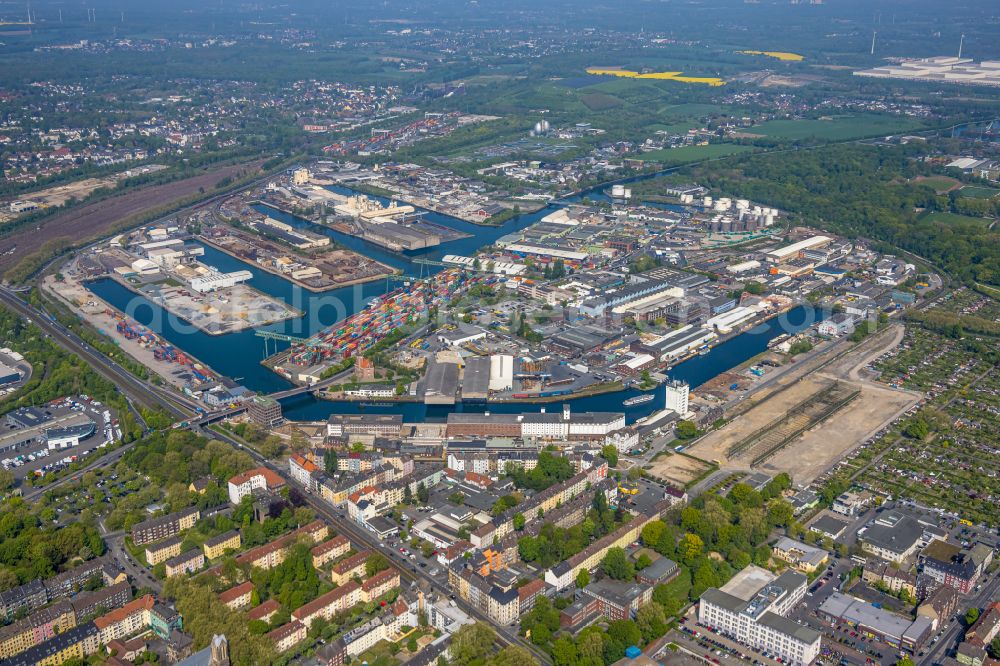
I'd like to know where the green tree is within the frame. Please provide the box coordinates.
[513,513,526,531]
[600,444,619,469]
[678,533,704,565]
[601,547,635,581]
[551,636,579,666]
[966,607,981,626]
[450,622,497,666]
[366,553,390,577]
[675,420,699,439]
[576,568,590,589]
[607,619,642,648]
[641,520,667,548]
[636,603,668,643]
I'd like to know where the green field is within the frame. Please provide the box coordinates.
[958,186,1000,199]
[914,176,961,193]
[637,143,753,165]
[579,91,623,110]
[747,114,924,141]
[920,211,992,226]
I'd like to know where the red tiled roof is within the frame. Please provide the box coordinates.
[332,551,369,575]
[218,581,254,604]
[518,579,544,601]
[248,599,281,622]
[236,521,327,565]
[94,595,155,630]
[291,455,318,473]
[362,567,399,592]
[291,581,359,622]
[266,619,305,643]
[311,535,350,556]
[228,466,285,488]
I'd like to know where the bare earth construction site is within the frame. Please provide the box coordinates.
[653,325,922,486]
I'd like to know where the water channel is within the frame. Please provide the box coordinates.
[87,174,827,423]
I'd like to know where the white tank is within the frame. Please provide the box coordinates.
[765,215,775,226]
[703,196,713,207]
[736,199,750,209]
[611,184,626,198]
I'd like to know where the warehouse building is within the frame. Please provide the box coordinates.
[461,356,491,402]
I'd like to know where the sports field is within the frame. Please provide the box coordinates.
[913,175,962,193]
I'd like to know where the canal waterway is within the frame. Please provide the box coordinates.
[87,172,826,423]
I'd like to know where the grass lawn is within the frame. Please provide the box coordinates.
[749,114,923,141]
[921,211,992,226]
[638,143,753,165]
[356,640,399,666]
[958,185,1000,199]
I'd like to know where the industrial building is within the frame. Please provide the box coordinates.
[423,359,460,405]
[0,409,96,454]
[764,236,832,263]
[854,56,1000,87]
[818,592,933,653]
[188,269,253,293]
[0,363,21,386]
[488,355,514,392]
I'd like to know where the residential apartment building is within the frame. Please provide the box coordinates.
[330,551,370,585]
[218,582,254,610]
[863,562,917,598]
[267,620,307,653]
[69,581,132,621]
[227,466,286,505]
[771,537,829,574]
[544,512,655,590]
[93,596,157,644]
[341,610,402,657]
[289,454,320,488]
[472,461,608,548]
[291,581,361,629]
[0,600,75,660]
[164,550,204,578]
[203,530,241,560]
[2,622,100,666]
[362,569,400,602]
[699,567,820,666]
[131,507,200,546]
[311,535,351,569]
[234,521,329,571]
[920,541,993,594]
[145,536,184,566]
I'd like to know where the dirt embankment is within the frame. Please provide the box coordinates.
[0,160,265,278]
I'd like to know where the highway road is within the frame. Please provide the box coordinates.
[0,286,197,419]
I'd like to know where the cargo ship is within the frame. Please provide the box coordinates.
[623,394,655,407]
[767,333,790,349]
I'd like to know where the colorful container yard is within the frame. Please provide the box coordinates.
[109,310,217,385]
[271,268,500,382]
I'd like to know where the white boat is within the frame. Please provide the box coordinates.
[623,394,655,407]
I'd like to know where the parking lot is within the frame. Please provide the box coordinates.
[1,394,120,480]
